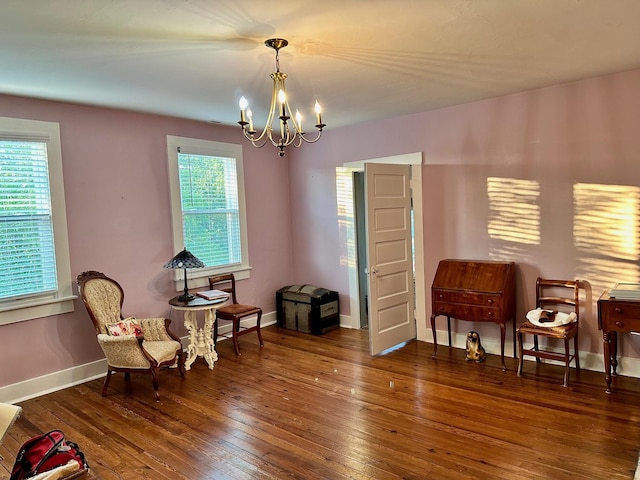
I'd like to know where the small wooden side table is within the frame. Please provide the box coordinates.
[169,296,228,370]
[597,290,640,393]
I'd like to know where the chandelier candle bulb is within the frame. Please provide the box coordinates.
[315,101,322,126]
[239,96,248,125]
[247,109,254,133]
[295,110,303,130]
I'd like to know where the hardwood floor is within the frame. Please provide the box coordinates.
[2,326,640,479]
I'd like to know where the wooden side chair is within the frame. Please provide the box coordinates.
[517,278,581,387]
[77,271,185,401]
[208,274,263,355]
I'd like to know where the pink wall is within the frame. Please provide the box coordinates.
[291,68,640,359]
[3,67,640,389]
[0,95,293,387]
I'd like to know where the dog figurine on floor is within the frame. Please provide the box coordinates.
[465,331,486,363]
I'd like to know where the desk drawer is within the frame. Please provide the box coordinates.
[602,302,640,332]
[433,290,500,307]
[433,302,501,323]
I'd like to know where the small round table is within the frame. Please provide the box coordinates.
[169,295,228,370]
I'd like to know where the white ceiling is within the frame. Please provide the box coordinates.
[1,1,640,129]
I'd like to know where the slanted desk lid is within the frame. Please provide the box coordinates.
[432,259,513,293]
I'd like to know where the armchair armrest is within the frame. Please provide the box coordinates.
[96,333,152,369]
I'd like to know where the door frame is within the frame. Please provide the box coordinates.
[339,152,427,342]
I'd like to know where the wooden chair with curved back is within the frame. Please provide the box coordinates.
[77,270,185,401]
[208,273,263,356]
[517,278,581,387]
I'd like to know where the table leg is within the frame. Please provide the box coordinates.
[603,330,613,394]
[183,310,199,371]
[202,308,218,369]
[610,331,618,376]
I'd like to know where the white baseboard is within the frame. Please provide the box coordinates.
[433,328,640,377]
[0,359,108,404]
[0,312,277,405]
[3,318,638,404]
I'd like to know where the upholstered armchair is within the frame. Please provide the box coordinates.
[77,271,185,401]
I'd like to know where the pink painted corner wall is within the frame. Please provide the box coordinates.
[0,95,293,387]
[3,66,640,390]
[290,68,640,360]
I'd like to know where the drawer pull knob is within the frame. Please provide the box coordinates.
[487,312,494,317]
[438,294,444,299]
[614,307,622,313]
[615,321,624,328]
[487,299,494,305]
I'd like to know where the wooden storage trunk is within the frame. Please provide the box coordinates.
[276,285,339,335]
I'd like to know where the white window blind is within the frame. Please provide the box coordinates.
[0,140,58,300]
[177,151,241,268]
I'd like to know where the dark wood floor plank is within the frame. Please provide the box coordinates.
[1,326,639,479]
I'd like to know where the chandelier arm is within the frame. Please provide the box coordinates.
[299,130,324,144]
[242,128,271,148]
[247,74,281,145]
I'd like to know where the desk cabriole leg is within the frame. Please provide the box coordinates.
[431,314,438,358]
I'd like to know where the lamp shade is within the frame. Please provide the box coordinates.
[163,248,205,269]
[163,248,205,302]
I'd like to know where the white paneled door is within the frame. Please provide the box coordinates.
[365,163,416,355]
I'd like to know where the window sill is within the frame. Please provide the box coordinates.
[0,295,77,325]
[171,265,252,291]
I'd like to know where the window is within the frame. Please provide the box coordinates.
[0,117,74,324]
[166,136,250,289]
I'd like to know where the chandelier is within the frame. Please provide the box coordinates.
[238,38,326,157]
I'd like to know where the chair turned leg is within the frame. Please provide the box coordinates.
[516,331,524,377]
[573,333,580,370]
[151,368,160,402]
[533,335,541,363]
[177,350,186,377]
[102,370,113,396]
[232,318,242,356]
[256,310,264,347]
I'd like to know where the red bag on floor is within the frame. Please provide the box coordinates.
[10,429,88,480]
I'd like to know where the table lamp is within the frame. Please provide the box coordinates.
[163,248,205,302]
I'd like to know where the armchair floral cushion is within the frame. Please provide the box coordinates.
[106,318,143,336]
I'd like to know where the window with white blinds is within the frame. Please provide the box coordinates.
[0,140,57,299]
[178,152,241,267]
[0,117,74,324]
[166,136,250,287]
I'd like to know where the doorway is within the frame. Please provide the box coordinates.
[339,152,428,344]
[353,171,368,328]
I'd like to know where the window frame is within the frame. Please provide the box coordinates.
[0,116,75,325]
[166,135,250,290]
